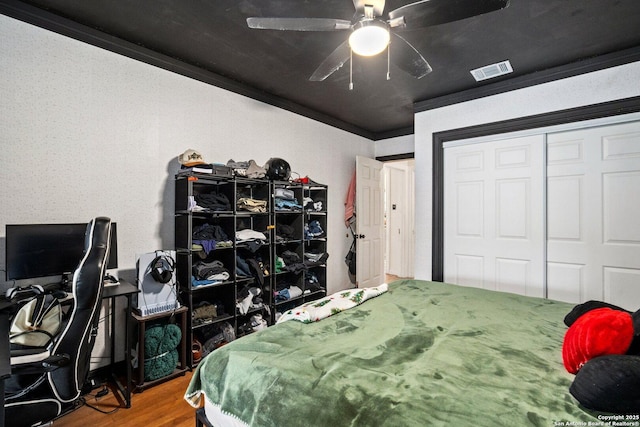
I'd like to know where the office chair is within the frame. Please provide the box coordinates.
[4,217,112,427]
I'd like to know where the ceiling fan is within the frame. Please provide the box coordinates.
[247,0,510,88]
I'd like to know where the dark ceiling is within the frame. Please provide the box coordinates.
[2,0,640,140]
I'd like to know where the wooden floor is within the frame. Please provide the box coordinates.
[386,273,411,282]
[54,371,198,427]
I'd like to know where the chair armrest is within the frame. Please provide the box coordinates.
[10,350,70,374]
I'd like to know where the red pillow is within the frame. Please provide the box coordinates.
[562,307,634,374]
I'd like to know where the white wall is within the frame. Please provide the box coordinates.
[0,15,374,366]
[0,14,374,294]
[375,134,414,157]
[413,60,640,280]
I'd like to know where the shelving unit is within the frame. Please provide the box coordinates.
[131,306,189,391]
[175,173,327,367]
[302,183,329,306]
[272,181,328,320]
[234,177,272,338]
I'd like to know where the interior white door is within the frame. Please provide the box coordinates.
[356,156,385,287]
[546,121,640,310]
[386,165,405,276]
[444,135,545,297]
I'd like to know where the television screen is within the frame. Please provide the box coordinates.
[5,222,118,281]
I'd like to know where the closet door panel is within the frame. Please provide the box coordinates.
[604,267,640,309]
[444,135,545,297]
[547,262,584,303]
[454,254,484,288]
[603,171,640,243]
[547,121,640,310]
[547,176,582,241]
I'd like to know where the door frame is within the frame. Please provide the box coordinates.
[431,96,640,281]
[383,159,415,278]
[377,153,415,279]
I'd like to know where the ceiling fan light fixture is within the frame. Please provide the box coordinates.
[349,20,390,57]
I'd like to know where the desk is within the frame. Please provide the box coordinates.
[102,280,139,408]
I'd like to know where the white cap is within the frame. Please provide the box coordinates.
[178,149,206,166]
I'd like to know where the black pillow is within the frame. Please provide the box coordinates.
[570,354,640,414]
[564,300,630,327]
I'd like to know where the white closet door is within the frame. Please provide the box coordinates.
[444,135,545,297]
[547,121,640,310]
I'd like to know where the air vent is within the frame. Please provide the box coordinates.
[470,60,513,82]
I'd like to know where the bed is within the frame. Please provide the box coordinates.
[185,279,598,426]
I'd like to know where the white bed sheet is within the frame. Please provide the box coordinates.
[204,397,250,427]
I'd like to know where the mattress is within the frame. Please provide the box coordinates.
[186,280,598,426]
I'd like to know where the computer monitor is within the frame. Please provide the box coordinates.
[5,222,118,281]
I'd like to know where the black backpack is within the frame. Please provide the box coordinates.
[345,239,356,284]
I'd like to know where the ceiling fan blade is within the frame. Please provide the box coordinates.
[390,33,432,79]
[247,17,351,31]
[309,40,351,81]
[388,0,509,29]
[352,0,386,16]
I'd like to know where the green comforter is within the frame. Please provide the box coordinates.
[185,280,596,426]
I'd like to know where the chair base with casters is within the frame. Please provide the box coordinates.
[4,217,112,427]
